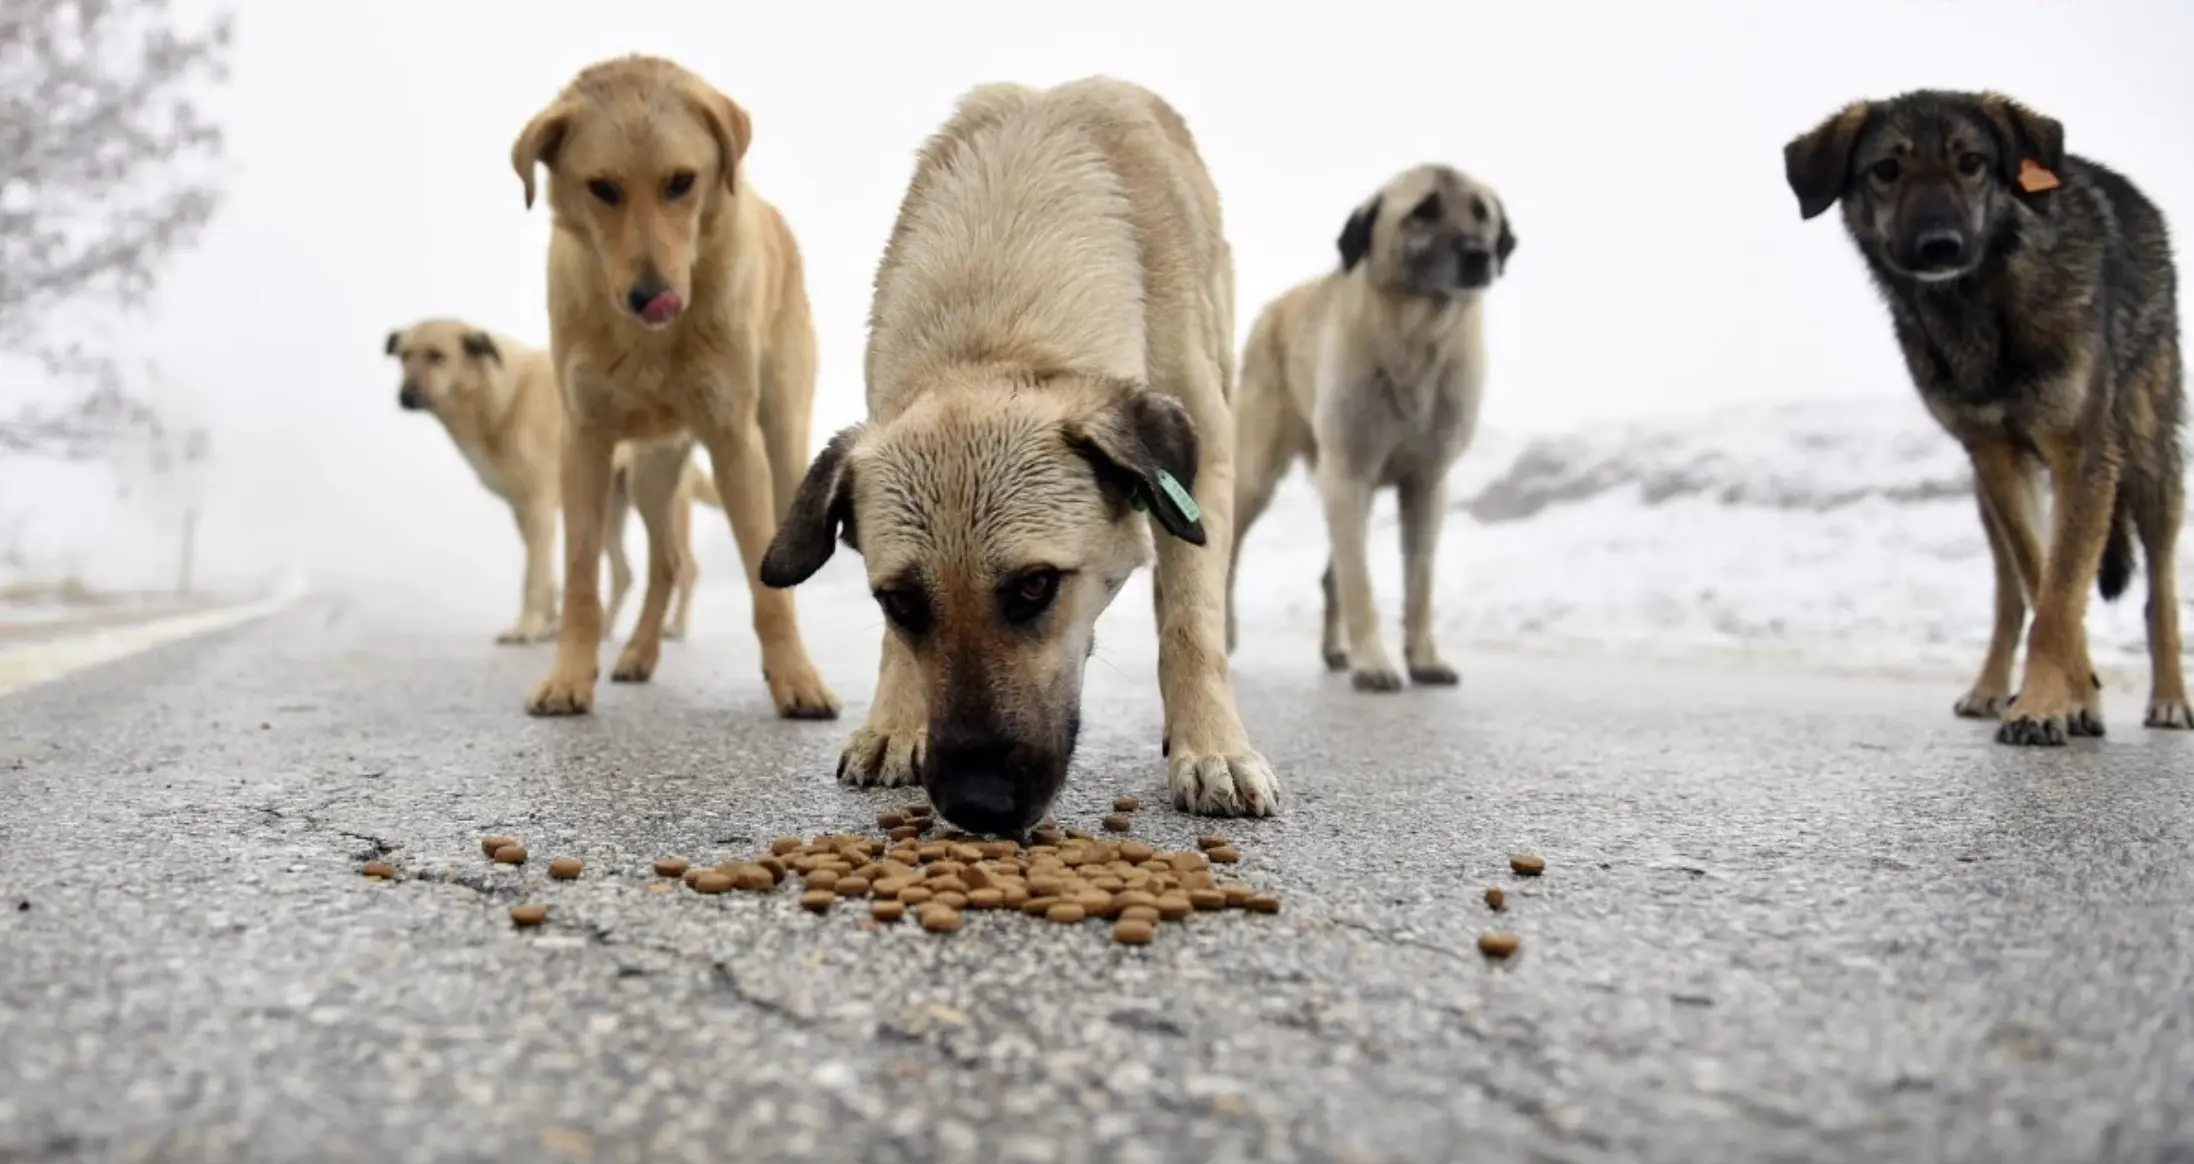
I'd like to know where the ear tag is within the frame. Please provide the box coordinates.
[2017,158,2060,194]
[1152,469,1202,525]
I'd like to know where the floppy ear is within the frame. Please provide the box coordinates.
[688,85,753,194]
[760,425,862,588]
[1784,101,1872,220]
[1978,92,2066,202]
[384,330,401,357]
[1337,195,1381,273]
[1064,389,1206,546]
[462,331,502,365]
[510,100,576,210]
[1494,200,1517,272]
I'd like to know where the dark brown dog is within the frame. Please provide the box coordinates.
[1786,89,2188,744]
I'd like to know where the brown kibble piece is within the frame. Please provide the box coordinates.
[1188,889,1226,911]
[1246,893,1281,914]
[480,835,517,858]
[653,858,689,878]
[1484,887,1506,911]
[1510,853,1545,876]
[1118,841,1155,863]
[898,886,934,906]
[1114,795,1141,812]
[933,891,969,910]
[1207,846,1241,865]
[1478,932,1520,958]
[800,889,835,913]
[682,868,704,887]
[1102,813,1132,833]
[548,857,582,881]
[1021,895,1059,916]
[806,869,841,892]
[920,906,963,933]
[694,872,733,895]
[1046,902,1086,924]
[968,888,1004,910]
[770,837,802,856]
[738,866,776,892]
[1197,834,1228,851]
[362,860,395,880]
[509,903,547,927]
[878,812,906,830]
[1220,883,1254,908]
[1155,894,1192,921]
[757,857,787,882]
[1120,905,1160,924]
[889,825,919,842]
[492,844,527,865]
[836,876,871,898]
[871,900,905,923]
[1113,917,1155,945]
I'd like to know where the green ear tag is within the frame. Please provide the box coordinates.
[1153,469,1202,524]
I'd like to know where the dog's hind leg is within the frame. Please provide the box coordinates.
[665,480,699,643]
[2132,455,2190,728]
[1224,338,1305,655]
[1956,478,2032,718]
[1314,458,1400,692]
[600,469,634,642]
[1397,471,1457,686]
[610,441,692,685]
[500,499,559,645]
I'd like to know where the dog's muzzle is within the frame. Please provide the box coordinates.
[397,383,426,411]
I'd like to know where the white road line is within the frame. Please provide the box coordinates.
[0,575,309,698]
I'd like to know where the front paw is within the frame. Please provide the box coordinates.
[526,670,595,717]
[497,618,555,646]
[768,661,842,721]
[1168,745,1282,817]
[1351,667,1405,693]
[1408,660,1460,687]
[610,640,658,684]
[2146,697,2194,730]
[837,724,925,788]
[1953,687,2011,719]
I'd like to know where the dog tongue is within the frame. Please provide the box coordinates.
[640,289,684,325]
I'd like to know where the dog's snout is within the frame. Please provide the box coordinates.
[397,382,426,411]
[626,277,672,316]
[924,730,1056,836]
[1454,241,1495,286]
[1911,227,1967,271]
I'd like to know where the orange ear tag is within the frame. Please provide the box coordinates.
[2017,158,2061,194]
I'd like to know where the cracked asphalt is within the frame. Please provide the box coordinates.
[3,566,2192,1164]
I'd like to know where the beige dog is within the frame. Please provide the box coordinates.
[1230,164,1516,691]
[509,55,838,720]
[384,318,720,644]
[760,77,1279,831]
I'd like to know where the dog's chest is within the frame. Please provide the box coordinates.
[457,444,514,498]
[1892,297,2061,441]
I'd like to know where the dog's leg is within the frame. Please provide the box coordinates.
[600,471,633,643]
[838,630,927,788]
[2133,462,2191,728]
[1955,474,2033,718]
[1314,459,1399,692]
[698,370,840,720]
[665,481,699,643]
[1319,560,1347,671]
[1396,470,1457,686]
[499,500,559,645]
[1998,428,2122,745]
[610,444,689,684]
[526,426,616,716]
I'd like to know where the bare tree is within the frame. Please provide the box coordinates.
[0,0,232,457]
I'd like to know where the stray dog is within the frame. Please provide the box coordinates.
[509,54,838,720]
[758,77,1279,831]
[385,318,721,644]
[1230,165,1515,691]
[1785,89,2188,743]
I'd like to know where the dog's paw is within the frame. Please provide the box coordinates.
[497,618,556,646]
[1168,746,1281,817]
[1322,648,1349,673]
[610,641,658,684]
[768,663,842,721]
[1996,712,2071,746]
[2145,697,2193,730]
[837,725,925,787]
[1953,688,2011,719]
[1351,668,1405,693]
[1408,662,1460,687]
[525,671,595,717]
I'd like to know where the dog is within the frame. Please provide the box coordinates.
[384,317,721,644]
[1229,165,1515,692]
[508,54,838,720]
[1785,89,2188,743]
[757,77,1279,831]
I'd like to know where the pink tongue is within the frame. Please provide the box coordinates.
[640,290,684,325]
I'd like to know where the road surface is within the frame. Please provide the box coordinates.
[3,573,2191,1164]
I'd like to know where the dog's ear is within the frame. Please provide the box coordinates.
[1337,194,1381,273]
[1064,389,1206,546]
[511,99,576,210]
[1784,101,1872,220]
[384,330,401,357]
[688,85,753,194]
[760,425,861,588]
[1977,92,2066,202]
[462,331,501,365]
[1494,198,1517,273]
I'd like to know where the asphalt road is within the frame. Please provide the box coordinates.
[3,572,2192,1164]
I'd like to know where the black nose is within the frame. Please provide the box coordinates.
[1913,228,1966,269]
[1456,245,1494,286]
[398,383,425,411]
[924,736,1045,836]
[625,277,671,316]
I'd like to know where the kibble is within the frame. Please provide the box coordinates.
[770,837,802,856]
[968,888,1004,910]
[920,906,963,933]
[836,876,871,898]
[1510,853,1545,877]
[694,872,733,895]
[806,869,841,893]
[1207,846,1241,865]
[871,900,905,923]
[1484,887,1506,911]
[1114,795,1141,812]
[1478,932,1520,958]
[1102,813,1133,832]
[683,868,705,887]
[509,903,547,927]
[654,857,689,878]
[548,857,582,881]
[1188,888,1226,911]
[1046,902,1086,924]
[1118,841,1155,863]
[1220,883,1254,908]
[1113,917,1155,945]
[492,844,527,865]
[1197,834,1228,851]
[481,835,517,858]
[1246,893,1281,914]
[800,889,835,913]
[737,866,776,892]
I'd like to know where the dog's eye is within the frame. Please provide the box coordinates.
[875,588,931,635]
[423,350,444,365]
[586,179,622,207]
[1956,152,1987,178]
[1408,193,1443,224]
[1870,158,1902,184]
[664,170,696,199]
[1000,568,1062,626]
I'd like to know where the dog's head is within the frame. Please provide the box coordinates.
[384,319,504,413]
[1784,90,2065,285]
[1337,164,1516,296]
[509,55,753,332]
[759,375,1205,836]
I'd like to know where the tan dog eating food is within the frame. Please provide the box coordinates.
[759,77,1279,831]
[509,54,838,719]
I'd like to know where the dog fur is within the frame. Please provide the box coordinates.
[1786,89,2189,742]
[385,317,720,644]
[509,54,838,720]
[757,76,1279,831]
[1230,164,1516,691]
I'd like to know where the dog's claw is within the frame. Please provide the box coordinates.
[2069,709,2106,738]
[1167,746,1281,818]
[1996,714,2069,746]
[837,725,925,787]
[525,673,595,717]
[1351,668,1405,693]
[2145,700,2194,730]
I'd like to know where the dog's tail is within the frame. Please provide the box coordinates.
[2098,489,2136,602]
[684,462,723,512]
